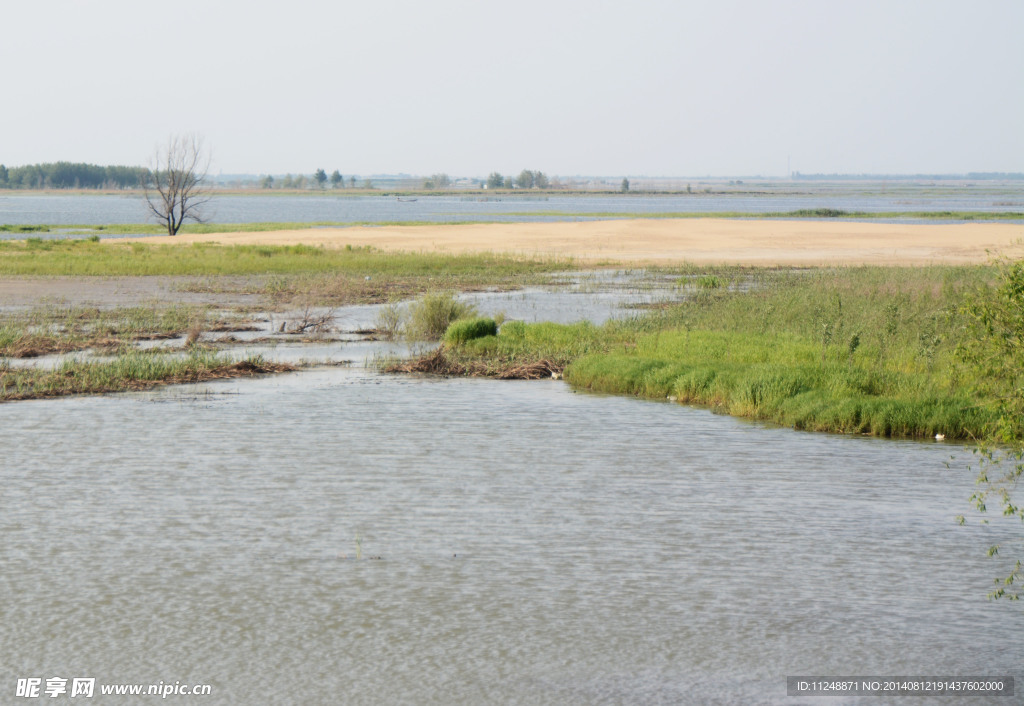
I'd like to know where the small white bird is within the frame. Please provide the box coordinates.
[935,433,946,441]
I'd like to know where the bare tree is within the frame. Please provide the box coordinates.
[143,134,211,235]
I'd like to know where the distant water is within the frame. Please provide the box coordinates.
[1,186,1022,239]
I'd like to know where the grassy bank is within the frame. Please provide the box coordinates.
[0,352,294,402]
[0,239,569,277]
[408,265,1012,441]
[565,328,989,438]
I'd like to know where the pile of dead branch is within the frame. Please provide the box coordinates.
[384,347,563,380]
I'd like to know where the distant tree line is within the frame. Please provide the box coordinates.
[260,170,355,189]
[0,162,150,189]
[422,173,451,190]
[486,169,551,189]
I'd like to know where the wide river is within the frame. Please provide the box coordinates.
[1,184,1023,238]
[1,282,1021,704]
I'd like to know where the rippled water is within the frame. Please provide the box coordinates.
[1,187,1022,237]
[1,370,1019,705]
[2,284,1022,704]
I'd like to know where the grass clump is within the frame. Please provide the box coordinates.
[695,274,726,289]
[443,317,498,346]
[404,292,477,341]
[372,292,488,341]
[0,351,295,402]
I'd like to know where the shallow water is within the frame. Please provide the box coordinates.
[1,369,1020,704]
[3,270,690,369]
[2,284,1022,704]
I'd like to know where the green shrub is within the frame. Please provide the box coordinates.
[405,292,477,340]
[443,317,498,345]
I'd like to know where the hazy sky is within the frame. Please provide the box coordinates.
[3,0,1022,177]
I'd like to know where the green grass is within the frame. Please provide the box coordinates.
[695,274,726,289]
[464,320,611,361]
[442,317,498,345]
[565,330,990,438]
[0,225,51,233]
[413,264,1010,440]
[0,239,574,308]
[0,239,571,278]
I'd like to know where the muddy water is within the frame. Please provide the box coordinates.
[2,285,1022,704]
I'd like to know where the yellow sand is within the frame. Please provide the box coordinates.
[123,218,1024,266]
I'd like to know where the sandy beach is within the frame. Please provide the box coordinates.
[123,218,1024,266]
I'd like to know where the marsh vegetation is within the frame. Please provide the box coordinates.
[0,304,253,358]
[397,264,1021,443]
[0,243,573,400]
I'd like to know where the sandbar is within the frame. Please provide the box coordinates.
[123,218,1024,266]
